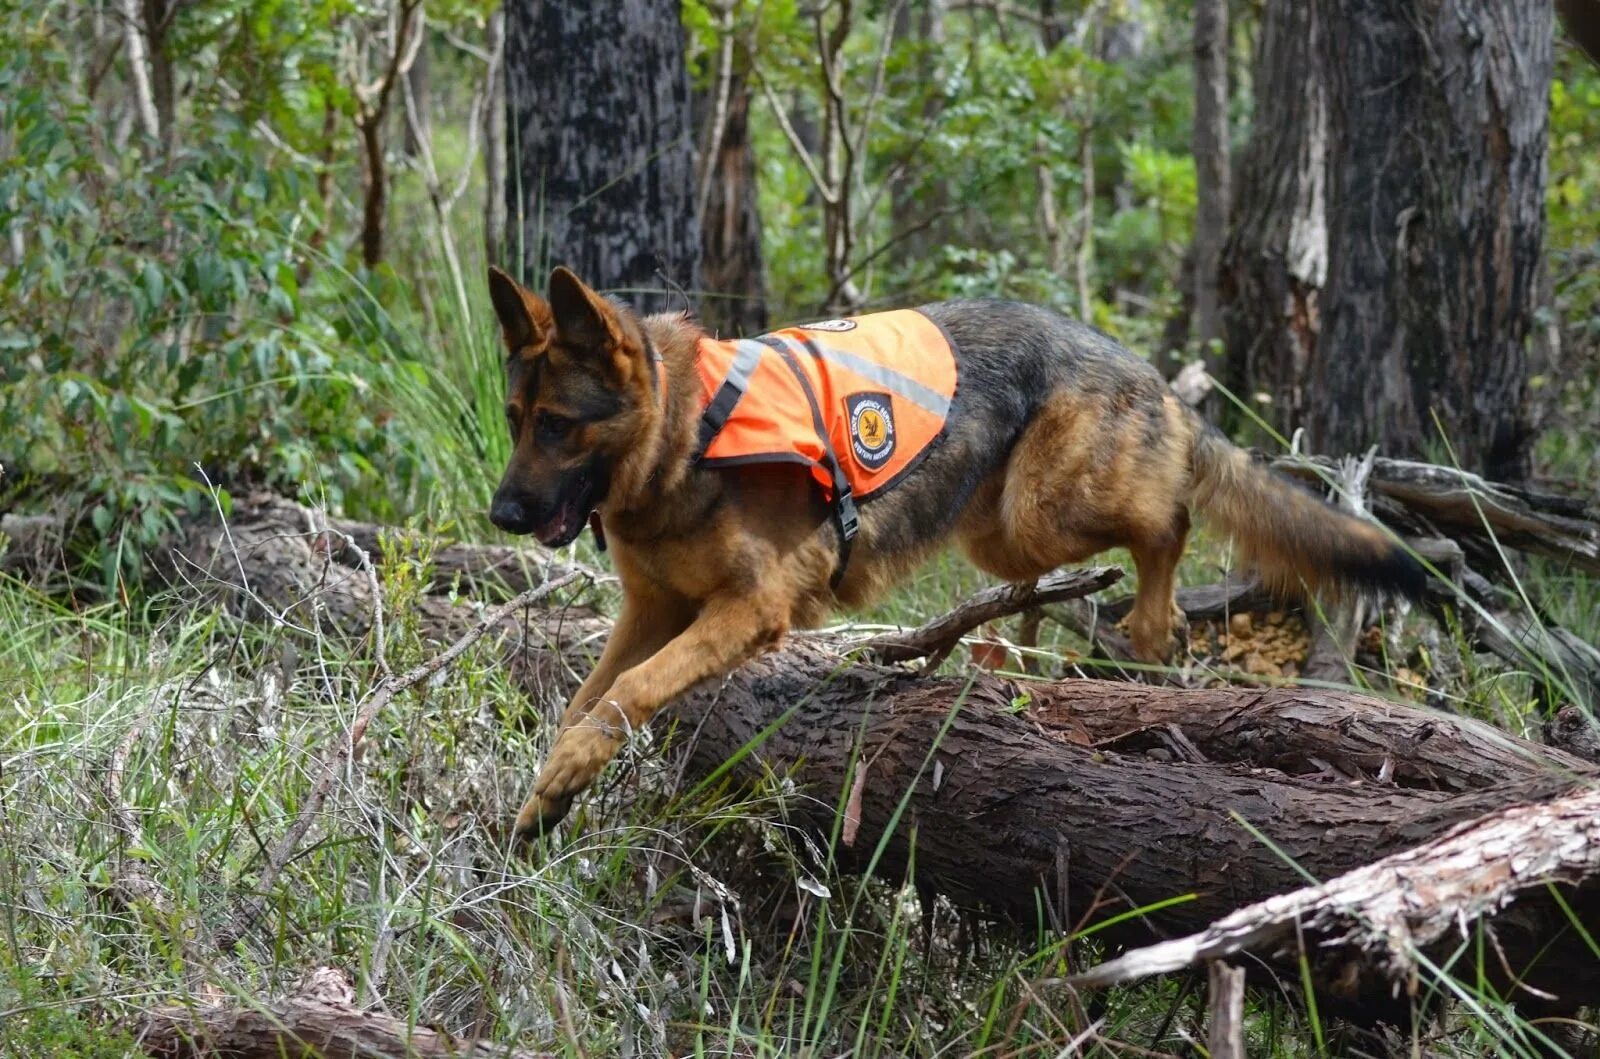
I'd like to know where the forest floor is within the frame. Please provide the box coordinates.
[3,498,1598,1056]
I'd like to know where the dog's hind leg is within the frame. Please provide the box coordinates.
[1125,516,1190,663]
[957,388,1196,662]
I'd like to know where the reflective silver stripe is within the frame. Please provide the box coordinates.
[791,336,951,418]
[723,339,768,394]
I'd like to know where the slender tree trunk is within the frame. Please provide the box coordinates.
[1100,0,1145,64]
[140,0,175,155]
[695,62,767,336]
[353,0,422,270]
[1190,0,1229,353]
[1557,0,1600,67]
[118,0,161,143]
[358,118,388,268]
[1218,0,1327,433]
[483,7,507,270]
[1223,0,1551,479]
[402,35,430,159]
[889,0,948,264]
[503,0,700,312]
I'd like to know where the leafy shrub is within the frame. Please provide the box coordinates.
[0,19,440,589]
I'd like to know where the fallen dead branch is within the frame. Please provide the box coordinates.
[1068,786,1600,1002]
[1274,453,1600,575]
[137,967,551,1058]
[860,565,1124,667]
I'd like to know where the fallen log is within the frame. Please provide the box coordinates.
[164,495,1600,1016]
[1068,786,1600,1004]
[138,967,550,1059]
[1273,454,1600,575]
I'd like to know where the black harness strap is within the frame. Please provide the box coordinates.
[765,338,859,588]
[692,335,860,587]
[693,339,765,459]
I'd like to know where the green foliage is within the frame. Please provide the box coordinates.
[0,962,141,1059]
[714,0,1198,346]
[1538,46,1600,483]
[0,2,506,589]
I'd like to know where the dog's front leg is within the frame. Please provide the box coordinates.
[556,591,691,732]
[516,592,788,838]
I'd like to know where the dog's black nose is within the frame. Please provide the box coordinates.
[490,496,529,532]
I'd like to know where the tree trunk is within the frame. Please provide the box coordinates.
[358,117,388,268]
[402,33,430,159]
[483,7,507,270]
[1223,0,1552,479]
[1190,0,1229,352]
[890,0,949,266]
[140,0,176,155]
[1560,0,1600,65]
[353,0,422,270]
[119,0,162,144]
[1317,0,1551,480]
[503,0,700,312]
[694,50,767,336]
[1218,0,1327,434]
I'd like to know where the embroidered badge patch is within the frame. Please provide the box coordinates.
[801,319,858,333]
[846,392,896,470]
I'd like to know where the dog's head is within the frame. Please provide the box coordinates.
[485,266,658,546]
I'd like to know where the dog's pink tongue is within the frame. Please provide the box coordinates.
[538,500,577,546]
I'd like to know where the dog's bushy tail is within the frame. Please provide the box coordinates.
[1186,415,1427,601]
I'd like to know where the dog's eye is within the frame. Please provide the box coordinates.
[534,410,573,442]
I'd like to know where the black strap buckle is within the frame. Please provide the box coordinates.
[835,483,859,543]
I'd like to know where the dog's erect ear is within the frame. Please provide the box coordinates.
[487,266,553,354]
[548,266,622,351]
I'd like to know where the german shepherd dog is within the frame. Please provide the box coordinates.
[486,266,1425,836]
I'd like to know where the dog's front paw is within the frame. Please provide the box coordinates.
[514,788,575,840]
[513,724,623,841]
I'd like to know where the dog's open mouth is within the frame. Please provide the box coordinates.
[534,475,597,548]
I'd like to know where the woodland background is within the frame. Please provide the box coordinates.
[3,0,1600,1056]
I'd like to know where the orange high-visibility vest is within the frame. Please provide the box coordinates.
[690,309,960,581]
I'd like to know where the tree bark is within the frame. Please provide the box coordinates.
[503,0,700,312]
[1223,0,1553,479]
[694,45,767,336]
[1316,0,1551,480]
[140,0,176,155]
[1072,786,1600,1012]
[1218,0,1327,433]
[137,967,551,1058]
[354,0,422,269]
[1560,0,1600,66]
[163,493,1600,1016]
[1190,0,1229,353]
[119,0,162,144]
[483,7,507,270]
